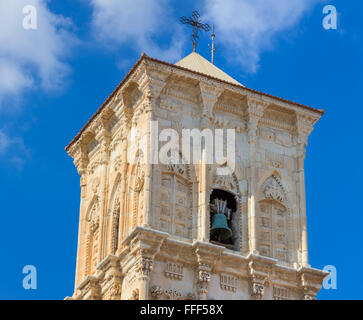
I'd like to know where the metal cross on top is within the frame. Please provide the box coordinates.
[180,11,211,52]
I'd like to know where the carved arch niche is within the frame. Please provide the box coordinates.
[125,152,145,234]
[209,167,241,251]
[107,175,121,256]
[257,174,291,262]
[157,154,194,239]
[85,197,101,276]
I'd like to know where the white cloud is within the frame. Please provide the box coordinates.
[0,129,29,170]
[0,130,11,153]
[0,0,76,108]
[90,0,185,63]
[204,0,325,72]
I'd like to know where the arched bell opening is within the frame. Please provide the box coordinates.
[209,189,238,250]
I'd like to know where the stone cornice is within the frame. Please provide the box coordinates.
[72,228,327,300]
[297,266,329,300]
[65,54,324,154]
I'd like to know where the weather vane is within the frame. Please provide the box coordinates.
[180,11,211,52]
[208,24,219,64]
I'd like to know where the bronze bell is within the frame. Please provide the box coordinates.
[210,199,232,241]
[211,213,232,241]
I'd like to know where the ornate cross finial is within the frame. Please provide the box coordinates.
[180,10,211,52]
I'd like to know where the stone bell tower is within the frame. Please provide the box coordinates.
[66,52,327,300]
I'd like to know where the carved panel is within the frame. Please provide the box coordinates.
[273,286,289,300]
[158,166,191,239]
[258,199,287,262]
[220,273,238,293]
[164,262,183,280]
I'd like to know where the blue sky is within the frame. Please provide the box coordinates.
[0,0,362,300]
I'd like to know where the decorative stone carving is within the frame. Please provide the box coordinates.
[111,200,120,254]
[136,257,153,278]
[150,285,195,300]
[134,171,145,193]
[113,156,122,172]
[262,175,286,204]
[129,288,139,300]
[251,281,265,299]
[249,261,268,300]
[273,286,289,300]
[266,152,284,169]
[150,285,163,298]
[220,273,238,293]
[213,175,236,192]
[150,285,182,300]
[199,270,211,283]
[108,282,122,300]
[91,177,100,194]
[164,262,183,280]
[88,199,100,233]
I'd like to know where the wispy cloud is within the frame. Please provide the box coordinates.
[0,129,30,170]
[0,0,77,109]
[204,0,325,73]
[89,0,185,63]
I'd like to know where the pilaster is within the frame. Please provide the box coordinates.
[247,255,271,300]
[194,242,223,300]
[295,112,315,267]
[246,97,269,255]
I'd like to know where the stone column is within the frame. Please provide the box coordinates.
[100,256,122,300]
[125,228,167,300]
[118,139,128,246]
[198,83,223,242]
[116,103,132,247]
[138,75,167,229]
[135,256,154,300]
[95,113,112,262]
[297,143,309,267]
[199,149,209,242]
[296,113,314,267]
[194,242,222,300]
[68,138,89,291]
[246,98,268,255]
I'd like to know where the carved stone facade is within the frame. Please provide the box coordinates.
[65,53,327,300]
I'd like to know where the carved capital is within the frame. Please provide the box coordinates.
[246,97,269,144]
[199,82,223,128]
[295,111,317,147]
[298,267,328,301]
[136,257,153,279]
[251,281,265,299]
[248,260,268,300]
[108,282,122,300]
[78,276,101,300]
[70,139,90,175]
